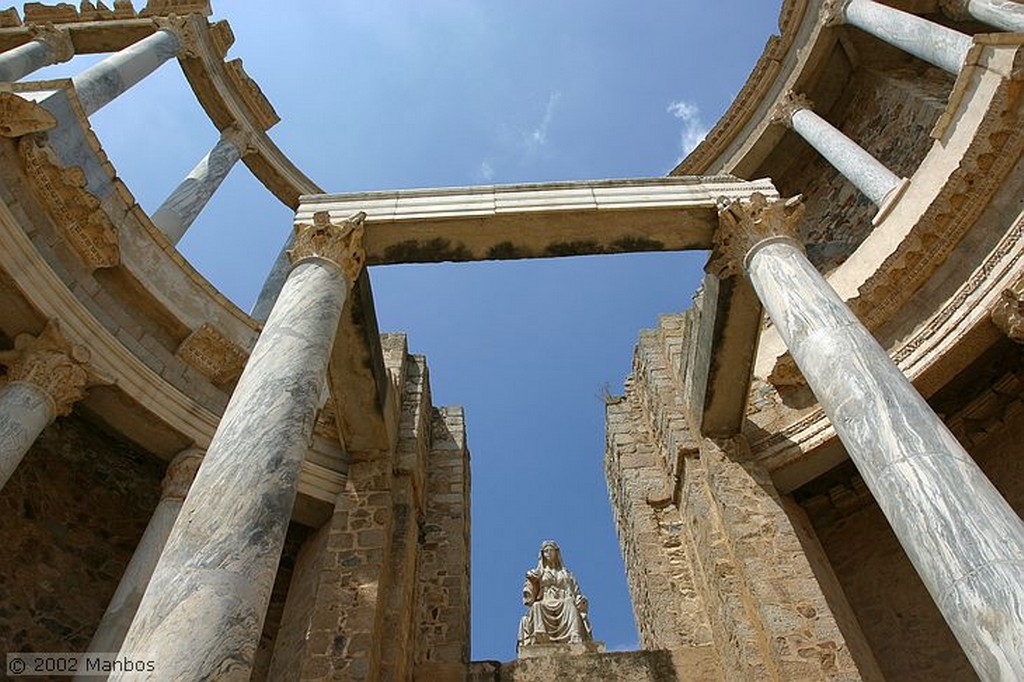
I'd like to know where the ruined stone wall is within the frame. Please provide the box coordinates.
[776,66,953,271]
[0,414,163,652]
[468,649,722,682]
[414,406,471,682]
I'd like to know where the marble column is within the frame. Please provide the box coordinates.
[72,18,195,117]
[111,211,367,682]
[0,26,74,83]
[151,128,254,245]
[81,449,203,669]
[712,193,1024,681]
[825,0,974,75]
[772,92,905,213]
[0,321,90,491]
[942,0,1024,33]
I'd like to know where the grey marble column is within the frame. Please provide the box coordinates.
[943,0,1024,33]
[0,323,90,491]
[72,29,182,117]
[112,212,366,682]
[80,449,203,672]
[151,128,252,245]
[0,27,74,83]
[827,0,974,75]
[773,92,903,210]
[714,194,1024,681]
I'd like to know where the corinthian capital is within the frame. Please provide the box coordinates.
[770,91,814,128]
[29,25,74,63]
[707,193,806,278]
[161,448,204,501]
[220,125,258,157]
[153,15,201,58]
[821,0,852,27]
[0,320,92,417]
[289,211,367,283]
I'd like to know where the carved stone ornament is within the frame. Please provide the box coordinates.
[18,137,120,269]
[289,210,368,283]
[990,288,1024,343]
[708,192,806,279]
[175,323,248,384]
[220,124,258,157]
[161,448,204,501]
[821,0,852,27]
[938,0,972,21]
[29,24,75,63]
[0,320,92,417]
[152,14,201,59]
[770,91,814,129]
[140,0,213,18]
[0,92,57,138]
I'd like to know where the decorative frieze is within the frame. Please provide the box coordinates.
[0,92,57,138]
[289,210,367,283]
[0,320,91,417]
[223,59,280,131]
[29,24,74,63]
[18,137,120,269]
[175,323,248,384]
[208,20,234,61]
[708,192,805,279]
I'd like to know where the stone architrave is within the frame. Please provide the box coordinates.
[0,25,73,83]
[111,212,366,682]
[0,321,91,490]
[716,193,1024,681]
[80,449,204,669]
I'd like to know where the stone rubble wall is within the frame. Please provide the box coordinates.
[467,649,722,682]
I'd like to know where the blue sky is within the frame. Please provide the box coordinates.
[39,0,781,662]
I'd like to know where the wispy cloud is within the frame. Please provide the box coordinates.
[478,160,496,182]
[667,99,709,162]
[523,91,562,154]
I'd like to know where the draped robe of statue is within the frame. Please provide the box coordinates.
[517,541,594,650]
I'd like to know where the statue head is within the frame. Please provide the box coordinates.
[538,540,563,569]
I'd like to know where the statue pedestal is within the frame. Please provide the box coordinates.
[517,641,606,659]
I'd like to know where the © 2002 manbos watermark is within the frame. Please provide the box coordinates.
[6,653,157,677]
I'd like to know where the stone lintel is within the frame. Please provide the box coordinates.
[296,176,779,266]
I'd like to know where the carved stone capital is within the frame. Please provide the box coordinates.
[991,288,1024,343]
[175,323,248,384]
[220,125,258,157]
[938,0,972,21]
[161,448,204,501]
[289,211,367,283]
[708,193,806,279]
[770,91,814,129]
[153,15,200,58]
[29,25,74,63]
[0,320,91,417]
[821,0,851,27]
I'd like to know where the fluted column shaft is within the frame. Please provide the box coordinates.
[151,129,252,244]
[0,27,74,83]
[832,0,973,74]
[81,449,203,671]
[72,29,181,117]
[790,106,902,208]
[112,212,366,681]
[0,322,90,491]
[715,195,1024,681]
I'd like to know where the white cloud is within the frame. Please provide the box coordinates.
[668,99,709,161]
[523,91,562,154]
[478,160,496,182]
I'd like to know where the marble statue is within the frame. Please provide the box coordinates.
[517,540,594,651]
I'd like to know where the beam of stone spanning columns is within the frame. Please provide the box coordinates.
[151,127,254,244]
[72,17,197,117]
[772,92,907,221]
[824,0,974,75]
[712,193,1024,682]
[942,0,1024,33]
[0,26,74,83]
[0,321,90,491]
[111,211,366,682]
[80,449,203,673]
